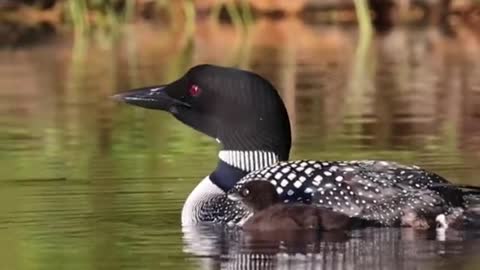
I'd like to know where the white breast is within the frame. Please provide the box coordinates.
[181,176,225,226]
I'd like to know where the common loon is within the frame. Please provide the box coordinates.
[228,180,352,231]
[114,64,480,228]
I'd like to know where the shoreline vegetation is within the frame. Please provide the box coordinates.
[0,0,479,46]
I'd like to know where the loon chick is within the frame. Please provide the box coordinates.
[228,180,351,231]
[113,64,480,227]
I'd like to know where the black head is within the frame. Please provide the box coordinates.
[229,180,281,212]
[113,65,291,160]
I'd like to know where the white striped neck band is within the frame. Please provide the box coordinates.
[218,150,279,172]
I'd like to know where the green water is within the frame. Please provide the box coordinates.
[0,21,480,269]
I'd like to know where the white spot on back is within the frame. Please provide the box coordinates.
[313,175,323,185]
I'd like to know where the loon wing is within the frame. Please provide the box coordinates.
[236,160,457,226]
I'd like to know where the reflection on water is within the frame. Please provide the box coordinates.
[0,18,480,269]
[183,225,480,270]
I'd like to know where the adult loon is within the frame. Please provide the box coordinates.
[114,64,480,228]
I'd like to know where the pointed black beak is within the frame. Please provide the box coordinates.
[112,85,191,111]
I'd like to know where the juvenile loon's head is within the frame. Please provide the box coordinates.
[114,64,291,160]
[229,180,281,212]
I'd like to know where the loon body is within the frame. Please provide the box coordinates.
[237,160,453,228]
[114,64,480,228]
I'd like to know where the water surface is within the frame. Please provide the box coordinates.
[1,20,480,269]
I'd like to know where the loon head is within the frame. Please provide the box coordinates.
[114,64,291,160]
[115,64,292,200]
[228,180,281,212]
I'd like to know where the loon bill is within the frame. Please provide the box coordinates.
[114,64,480,228]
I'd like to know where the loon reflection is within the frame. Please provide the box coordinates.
[183,225,480,270]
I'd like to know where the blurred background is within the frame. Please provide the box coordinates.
[1,0,480,269]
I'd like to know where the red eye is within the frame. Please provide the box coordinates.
[189,84,201,97]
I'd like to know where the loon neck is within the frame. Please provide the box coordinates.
[209,150,281,192]
[218,150,280,172]
[218,128,291,163]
